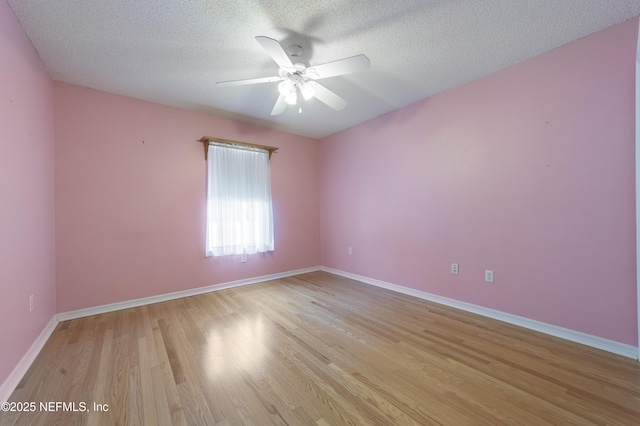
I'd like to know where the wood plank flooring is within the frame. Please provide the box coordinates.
[2,271,639,425]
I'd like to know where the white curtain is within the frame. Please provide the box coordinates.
[206,143,274,257]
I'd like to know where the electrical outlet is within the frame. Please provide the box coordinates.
[240,253,247,263]
[485,270,494,283]
[348,247,353,255]
[451,263,459,275]
[29,294,33,312]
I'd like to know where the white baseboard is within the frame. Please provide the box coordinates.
[0,316,58,403]
[321,266,638,360]
[57,266,321,321]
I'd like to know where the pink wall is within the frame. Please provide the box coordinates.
[319,18,638,345]
[0,0,56,385]
[55,83,320,312]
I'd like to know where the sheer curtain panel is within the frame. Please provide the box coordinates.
[206,144,274,257]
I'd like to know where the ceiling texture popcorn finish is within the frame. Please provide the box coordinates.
[7,0,640,139]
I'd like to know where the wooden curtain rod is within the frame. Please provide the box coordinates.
[198,136,278,160]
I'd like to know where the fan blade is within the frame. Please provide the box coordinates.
[255,36,294,70]
[306,54,370,80]
[270,95,287,115]
[216,75,282,87]
[313,83,347,111]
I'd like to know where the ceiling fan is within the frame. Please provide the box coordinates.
[217,36,370,115]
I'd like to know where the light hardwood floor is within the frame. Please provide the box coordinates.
[2,271,640,425]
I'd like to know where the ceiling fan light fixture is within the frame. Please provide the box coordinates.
[284,91,297,105]
[300,81,317,100]
[278,80,294,97]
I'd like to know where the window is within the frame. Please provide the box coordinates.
[205,142,274,257]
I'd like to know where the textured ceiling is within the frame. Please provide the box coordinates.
[7,0,640,139]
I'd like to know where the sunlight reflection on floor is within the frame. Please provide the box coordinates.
[205,315,266,378]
